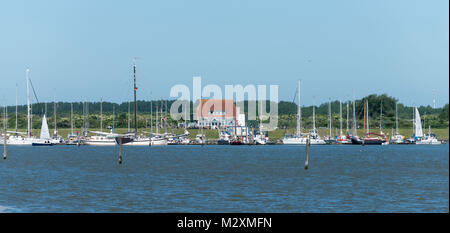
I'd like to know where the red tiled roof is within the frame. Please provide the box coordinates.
[196,99,236,118]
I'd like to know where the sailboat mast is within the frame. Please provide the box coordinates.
[82,101,85,132]
[380,100,383,133]
[312,96,316,130]
[395,102,398,135]
[128,101,130,132]
[339,99,342,136]
[86,101,89,131]
[26,69,31,137]
[366,100,369,134]
[70,103,73,135]
[346,101,349,134]
[363,100,366,134]
[297,80,301,137]
[185,100,188,130]
[112,105,115,133]
[133,58,138,135]
[328,99,331,138]
[15,84,18,133]
[100,96,103,132]
[54,90,57,136]
[162,99,166,134]
[413,106,415,136]
[352,96,357,136]
[156,104,159,134]
[259,99,262,129]
[150,94,153,134]
[165,100,168,134]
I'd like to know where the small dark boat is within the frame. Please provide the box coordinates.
[351,136,363,145]
[32,140,54,146]
[351,134,385,145]
[362,138,384,145]
[217,139,230,145]
[230,139,242,145]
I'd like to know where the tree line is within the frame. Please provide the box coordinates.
[3,94,449,130]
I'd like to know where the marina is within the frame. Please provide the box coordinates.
[0,144,448,212]
[0,0,448,218]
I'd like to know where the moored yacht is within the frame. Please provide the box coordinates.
[390,102,405,144]
[32,114,54,146]
[84,132,117,146]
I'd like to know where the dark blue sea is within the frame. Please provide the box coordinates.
[0,144,448,212]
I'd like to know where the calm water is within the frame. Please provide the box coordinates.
[0,144,448,213]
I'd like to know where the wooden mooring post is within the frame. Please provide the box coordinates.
[118,137,123,164]
[305,137,310,170]
[3,130,6,160]
[3,106,6,160]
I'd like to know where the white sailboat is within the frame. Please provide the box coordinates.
[32,114,53,146]
[148,104,168,146]
[337,99,351,144]
[308,96,326,144]
[83,99,117,146]
[390,102,405,144]
[50,92,64,144]
[414,108,442,145]
[412,107,423,141]
[254,99,268,145]
[66,103,79,144]
[2,69,37,145]
[282,80,307,144]
[115,58,152,146]
[282,81,326,145]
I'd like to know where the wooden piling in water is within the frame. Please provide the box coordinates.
[305,137,310,170]
[118,138,122,164]
[3,106,6,160]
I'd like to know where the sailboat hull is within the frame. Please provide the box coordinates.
[32,140,54,146]
[0,136,34,145]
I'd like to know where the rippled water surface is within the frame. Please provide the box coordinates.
[0,144,448,212]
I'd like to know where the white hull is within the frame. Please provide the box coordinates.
[255,139,267,145]
[391,139,405,144]
[151,139,168,146]
[336,140,352,144]
[0,136,35,145]
[123,138,151,146]
[282,137,326,145]
[415,139,442,145]
[84,140,116,146]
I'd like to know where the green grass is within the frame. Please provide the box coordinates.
[5,127,448,141]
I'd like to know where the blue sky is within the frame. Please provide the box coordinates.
[0,0,448,107]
